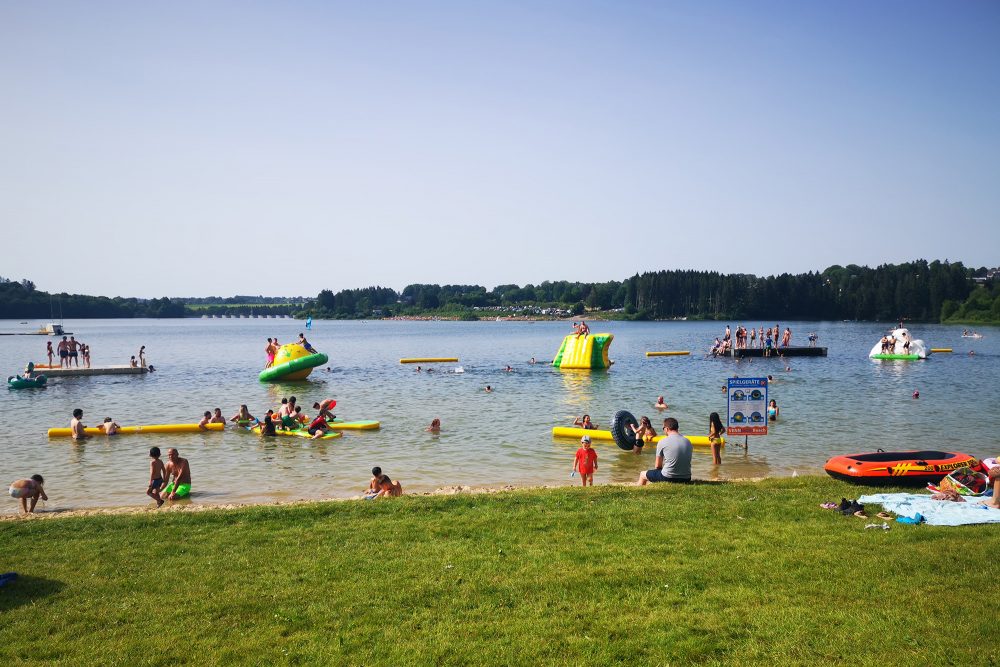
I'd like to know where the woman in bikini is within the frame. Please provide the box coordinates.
[46,341,54,366]
[708,412,725,465]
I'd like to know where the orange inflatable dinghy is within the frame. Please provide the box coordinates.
[824,450,981,487]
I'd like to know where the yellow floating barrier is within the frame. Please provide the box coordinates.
[646,351,690,357]
[400,357,459,364]
[930,348,952,353]
[47,423,225,437]
[552,426,722,447]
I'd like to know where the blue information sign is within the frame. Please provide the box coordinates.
[727,377,768,436]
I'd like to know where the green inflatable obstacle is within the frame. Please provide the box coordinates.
[259,344,329,382]
[552,333,613,369]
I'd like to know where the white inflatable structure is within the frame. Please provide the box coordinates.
[868,328,929,358]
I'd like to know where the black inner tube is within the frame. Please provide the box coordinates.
[611,410,639,451]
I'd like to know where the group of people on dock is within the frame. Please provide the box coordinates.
[711,324,793,357]
[49,336,90,368]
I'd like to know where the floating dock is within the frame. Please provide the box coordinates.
[38,366,149,377]
[728,346,827,358]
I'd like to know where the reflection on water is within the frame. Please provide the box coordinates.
[1,318,998,513]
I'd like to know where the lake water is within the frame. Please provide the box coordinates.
[1,318,997,514]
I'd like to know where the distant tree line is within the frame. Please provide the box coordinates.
[304,260,983,322]
[1,260,996,322]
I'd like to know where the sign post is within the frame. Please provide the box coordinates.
[727,377,768,448]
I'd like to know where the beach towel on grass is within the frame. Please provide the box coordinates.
[858,493,1000,527]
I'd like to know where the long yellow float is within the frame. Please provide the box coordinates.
[930,348,953,353]
[646,351,690,357]
[47,423,225,437]
[552,426,723,447]
[400,358,458,364]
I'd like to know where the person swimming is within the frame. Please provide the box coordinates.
[655,396,668,410]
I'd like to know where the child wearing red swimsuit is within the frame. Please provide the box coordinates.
[573,436,598,487]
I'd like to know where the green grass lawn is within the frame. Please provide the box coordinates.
[2,477,997,666]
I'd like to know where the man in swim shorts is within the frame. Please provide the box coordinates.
[298,333,317,354]
[162,448,191,500]
[57,336,70,368]
[638,417,692,485]
[68,336,80,367]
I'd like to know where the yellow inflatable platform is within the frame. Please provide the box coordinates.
[552,426,723,447]
[552,334,613,369]
[47,423,225,437]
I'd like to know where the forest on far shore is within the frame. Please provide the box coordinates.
[1,260,997,324]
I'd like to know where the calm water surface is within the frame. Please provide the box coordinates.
[2,318,998,514]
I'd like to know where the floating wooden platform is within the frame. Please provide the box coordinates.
[39,366,149,377]
[728,346,827,358]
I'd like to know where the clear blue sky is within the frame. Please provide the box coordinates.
[2,1,997,297]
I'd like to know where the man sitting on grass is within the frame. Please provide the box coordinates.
[638,417,692,485]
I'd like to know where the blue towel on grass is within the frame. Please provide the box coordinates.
[858,493,1000,527]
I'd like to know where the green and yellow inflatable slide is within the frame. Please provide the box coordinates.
[552,333,613,369]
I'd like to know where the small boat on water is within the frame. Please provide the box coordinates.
[824,450,981,486]
[869,328,929,360]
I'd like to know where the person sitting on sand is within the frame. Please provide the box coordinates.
[210,408,226,424]
[230,405,257,425]
[9,475,47,513]
[373,474,403,498]
[655,396,668,410]
[638,418,692,485]
[574,414,597,430]
[365,467,383,498]
[101,417,121,435]
[162,448,191,500]
[313,399,337,421]
[198,411,212,429]
[985,463,1000,510]
[426,418,441,433]
[71,408,88,441]
[629,416,657,453]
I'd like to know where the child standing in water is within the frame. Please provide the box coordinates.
[573,435,598,486]
[767,399,779,421]
[147,447,166,507]
[708,412,726,465]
